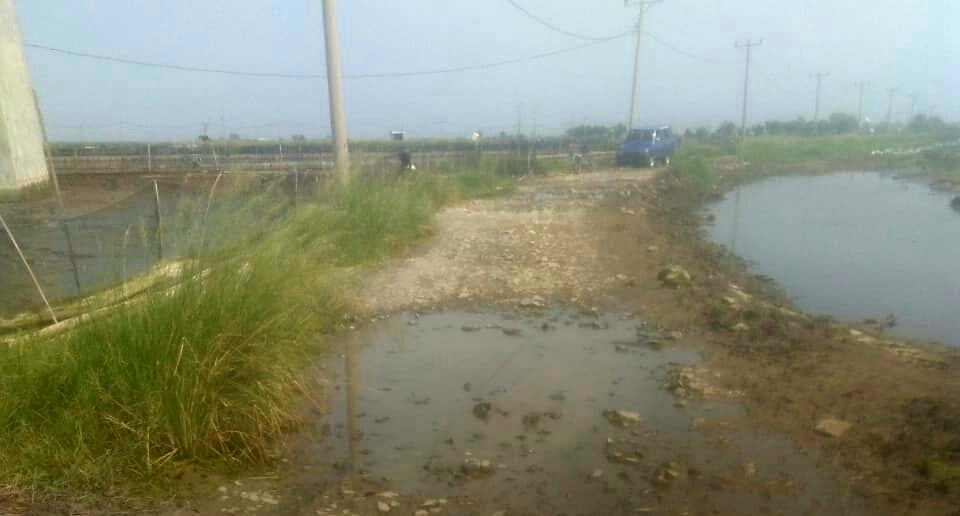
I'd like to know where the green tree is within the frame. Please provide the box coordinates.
[828,113,859,134]
[713,122,737,144]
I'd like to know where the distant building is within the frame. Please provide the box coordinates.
[390,131,405,141]
[0,0,49,192]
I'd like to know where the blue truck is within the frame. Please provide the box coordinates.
[616,126,677,167]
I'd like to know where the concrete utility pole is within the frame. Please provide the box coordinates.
[320,0,350,183]
[885,88,898,128]
[810,72,829,135]
[854,81,868,128]
[909,93,921,119]
[735,39,762,143]
[0,0,49,192]
[625,0,662,132]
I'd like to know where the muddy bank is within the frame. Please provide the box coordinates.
[642,167,960,515]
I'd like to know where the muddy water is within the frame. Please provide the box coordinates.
[707,172,960,347]
[292,311,875,515]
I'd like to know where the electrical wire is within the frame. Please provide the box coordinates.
[503,0,632,41]
[645,31,728,65]
[502,0,725,66]
[26,36,629,80]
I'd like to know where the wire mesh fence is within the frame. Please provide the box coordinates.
[1,169,307,325]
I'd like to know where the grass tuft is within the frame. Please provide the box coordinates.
[0,167,513,496]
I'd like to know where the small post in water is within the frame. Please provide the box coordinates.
[293,166,299,207]
[0,213,58,323]
[153,180,163,260]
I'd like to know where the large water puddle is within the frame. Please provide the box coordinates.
[290,311,874,515]
[708,172,960,347]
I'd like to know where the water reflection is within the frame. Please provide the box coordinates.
[708,172,960,346]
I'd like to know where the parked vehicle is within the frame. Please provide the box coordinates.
[616,126,677,167]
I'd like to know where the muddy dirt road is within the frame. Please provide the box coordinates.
[161,169,958,516]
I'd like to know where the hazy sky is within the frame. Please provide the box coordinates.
[14,0,956,141]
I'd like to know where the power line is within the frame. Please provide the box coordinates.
[503,0,726,64]
[24,43,325,79]
[646,31,725,65]
[503,0,631,41]
[26,37,629,79]
[343,37,629,78]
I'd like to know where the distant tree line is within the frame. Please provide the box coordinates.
[683,113,955,144]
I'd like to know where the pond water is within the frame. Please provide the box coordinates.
[707,172,960,346]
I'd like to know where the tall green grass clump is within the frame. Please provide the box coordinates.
[669,156,713,192]
[0,170,513,495]
[0,244,336,491]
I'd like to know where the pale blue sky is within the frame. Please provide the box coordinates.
[14,0,956,141]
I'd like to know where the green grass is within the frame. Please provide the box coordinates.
[668,155,714,192]
[0,167,512,496]
[737,133,938,164]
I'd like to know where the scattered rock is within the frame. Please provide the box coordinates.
[590,469,604,479]
[604,409,642,428]
[377,500,391,513]
[502,328,523,337]
[463,457,494,478]
[549,391,566,402]
[491,512,506,516]
[665,330,683,340]
[461,325,482,332]
[657,265,691,288]
[615,344,630,353]
[422,500,438,507]
[519,295,546,308]
[462,382,472,392]
[815,418,853,438]
[848,329,863,337]
[377,492,399,499]
[731,322,750,332]
[653,462,682,486]
[473,402,492,421]
[415,511,429,516]
[646,245,659,252]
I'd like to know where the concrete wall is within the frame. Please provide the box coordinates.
[0,0,48,192]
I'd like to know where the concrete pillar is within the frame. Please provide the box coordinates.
[0,0,48,192]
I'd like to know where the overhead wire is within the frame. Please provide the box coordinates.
[25,36,630,80]
[503,0,632,41]
[502,1,727,66]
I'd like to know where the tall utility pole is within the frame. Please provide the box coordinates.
[320,0,350,183]
[909,93,921,119]
[735,39,762,143]
[885,88,898,128]
[854,81,868,128]
[809,72,829,135]
[625,0,662,132]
